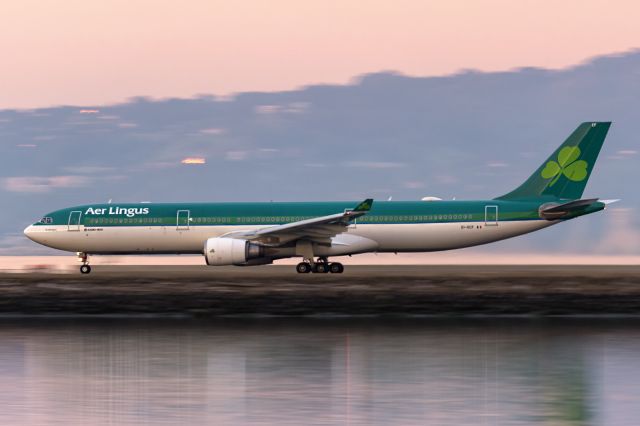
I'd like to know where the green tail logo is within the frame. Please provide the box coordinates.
[541,146,589,187]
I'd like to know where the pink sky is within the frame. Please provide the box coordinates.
[2,0,639,109]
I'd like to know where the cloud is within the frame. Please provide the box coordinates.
[181,157,206,164]
[199,127,225,135]
[226,151,247,161]
[255,102,310,115]
[214,94,236,102]
[596,208,640,254]
[609,150,637,160]
[434,174,459,184]
[255,105,280,114]
[403,181,425,189]
[2,176,91,193]
[284,102,310,114]
[344,161,405,169]
[62,166,115,174]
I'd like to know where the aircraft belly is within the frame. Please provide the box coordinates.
[351,221,553,252]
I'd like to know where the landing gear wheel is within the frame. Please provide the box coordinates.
[329,262,344,274]
[313,263,329,273]
[296,262,312,274]
[80,265,92,274]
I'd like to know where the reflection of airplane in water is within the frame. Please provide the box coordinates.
[7,320,605,424]
[25,123,615,274]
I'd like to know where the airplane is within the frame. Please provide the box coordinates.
[24,122,614,274]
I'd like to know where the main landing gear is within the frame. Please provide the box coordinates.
[77,252,92,274]
[296,257,344,274]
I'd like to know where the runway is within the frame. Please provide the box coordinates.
[1,265,639,316]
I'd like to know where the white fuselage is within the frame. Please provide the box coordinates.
[24,220,555,256]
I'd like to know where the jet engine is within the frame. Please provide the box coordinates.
[204,237,267,266]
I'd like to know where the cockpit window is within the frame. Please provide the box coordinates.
[39,217,53,224]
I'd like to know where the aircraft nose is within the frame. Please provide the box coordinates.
[24,225,35,241]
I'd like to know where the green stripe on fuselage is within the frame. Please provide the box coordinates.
[33,200,547,227]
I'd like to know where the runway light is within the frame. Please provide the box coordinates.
[181,157,206,165]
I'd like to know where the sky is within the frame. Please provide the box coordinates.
[1,0,639,257]
[2,0,640,109]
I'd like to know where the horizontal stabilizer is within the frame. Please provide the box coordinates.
[539,198,603,220]
[601,199,621,205]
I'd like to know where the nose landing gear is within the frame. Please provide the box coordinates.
[77,252,91,274]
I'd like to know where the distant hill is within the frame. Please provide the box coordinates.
[1,51,638,255]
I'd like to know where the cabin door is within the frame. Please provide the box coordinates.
[484,205,498,226]
[68,211,82,231]
[177,210,190,230]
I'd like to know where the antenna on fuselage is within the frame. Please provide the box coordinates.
[108,199,112,204]
[387,196,393,201]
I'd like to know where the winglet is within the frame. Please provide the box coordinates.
[353,198,374,212]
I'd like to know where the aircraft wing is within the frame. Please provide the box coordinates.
[226,199,373,246]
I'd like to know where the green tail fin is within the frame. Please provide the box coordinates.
[353,198,374,212]
[496,122,611,201]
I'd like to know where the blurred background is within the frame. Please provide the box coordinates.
[1,0,638,258]
[3,3,640,425]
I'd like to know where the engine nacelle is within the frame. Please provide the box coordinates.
[204,237,265,266]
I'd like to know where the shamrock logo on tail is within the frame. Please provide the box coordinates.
[541,146,589,187]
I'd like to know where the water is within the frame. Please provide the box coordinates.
[0,318,639,426]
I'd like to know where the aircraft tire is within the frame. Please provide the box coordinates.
[80,265,92,274]
[313,263,329,273]
[329,262,344,273]
[296,262,312,274]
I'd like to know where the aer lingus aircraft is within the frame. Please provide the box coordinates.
[25,122,614,274]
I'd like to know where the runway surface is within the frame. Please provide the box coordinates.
[1,265,639,316]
